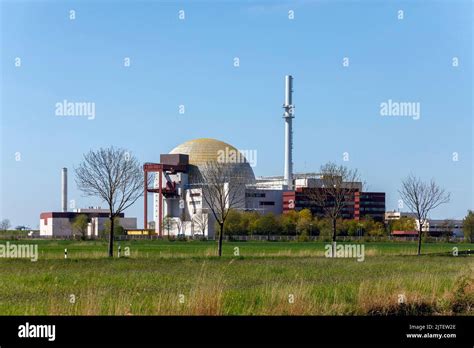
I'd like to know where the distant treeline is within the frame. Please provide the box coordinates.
[219,209,406,239]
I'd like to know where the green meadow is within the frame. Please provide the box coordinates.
[0,240,472,315]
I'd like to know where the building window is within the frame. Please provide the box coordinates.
[259,201,275,206]
[246,192,266,198]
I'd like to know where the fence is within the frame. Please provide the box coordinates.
[0,233,467,243]
[224,235,466,242]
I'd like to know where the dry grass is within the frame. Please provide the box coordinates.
[1,241,473,315]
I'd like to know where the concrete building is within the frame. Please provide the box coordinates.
[39,167,138,238]
[385,211,463,237]
[145,138,387,237]
[384,210,416,223]
[40,209,137,238]
[146,138,282,238]
[282,178,385,222]
[244,188,283,215]
[142,76,386,237]
[416,219,464,237]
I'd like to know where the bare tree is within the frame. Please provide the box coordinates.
[175,214,186,237]
[306,162,361,256]
[162,215,175,239]
[0,219,11,232]
[199,161,246,256]
[75,147,145,257]
[399,175,450,255]
[192,209,209,237]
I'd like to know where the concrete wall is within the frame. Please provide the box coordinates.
[40,216,137,238]
[245,189,283,215]
[40,217,73,237]
[161,214,212,238]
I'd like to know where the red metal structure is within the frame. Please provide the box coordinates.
[143,158,188,236]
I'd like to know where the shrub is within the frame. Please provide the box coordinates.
[451,275,473,314]
[297,231,310,242]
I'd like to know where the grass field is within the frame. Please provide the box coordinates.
[0,240,472,315]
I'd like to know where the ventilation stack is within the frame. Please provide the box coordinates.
[61,168,68,212]
[283,75,294,190]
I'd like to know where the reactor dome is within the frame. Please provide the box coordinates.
[169,138,255,184]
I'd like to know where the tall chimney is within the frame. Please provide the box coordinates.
[61,168,68,212]
[283,75,294,190]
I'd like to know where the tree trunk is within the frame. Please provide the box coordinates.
[332,218,337,257]
[218,223,224,257]
[108,216,114,258]
[417,227,422,256]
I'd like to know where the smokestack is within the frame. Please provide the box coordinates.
[61,168,68,212]
[283,75,294,190]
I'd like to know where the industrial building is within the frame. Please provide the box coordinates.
[40,209,137,238]
[384,210,416,222]
[145,139,386,236]
[282,184,385,222]
[144,139,283,238]
[39,168,137,238]
[145,76,387,237]
[385,210,463,237]
[38,75,387,239]
[418,219,464,237]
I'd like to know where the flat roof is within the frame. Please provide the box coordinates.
[40,212,124,219]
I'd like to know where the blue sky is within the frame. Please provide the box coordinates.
[1,0,472,228]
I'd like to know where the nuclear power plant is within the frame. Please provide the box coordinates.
[38,75,385,238]
[144,138,283,238]
[144,76,386,238]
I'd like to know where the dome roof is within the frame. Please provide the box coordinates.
[170,138,237,166]
[170,138,255,183]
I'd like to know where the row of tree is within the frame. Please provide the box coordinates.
[66,208,474,243]
[65,209,474,243]
[221,209,387,238]
[67,147,470,257]
[0,219,31,232]
[222,210,474,240]
[2,146,472,258]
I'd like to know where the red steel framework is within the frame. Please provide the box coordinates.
[143,163,188,236]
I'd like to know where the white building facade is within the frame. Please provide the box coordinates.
[40,210,137,238]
